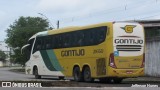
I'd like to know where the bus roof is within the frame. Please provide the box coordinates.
[48,22,112,35]
[29,31,48,40]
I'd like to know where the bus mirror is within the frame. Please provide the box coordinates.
[21,44,30,54]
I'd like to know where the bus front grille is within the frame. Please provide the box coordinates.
[116,45,142,51]
[96,58,106,76]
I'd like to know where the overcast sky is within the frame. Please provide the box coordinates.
[0,0,160,41]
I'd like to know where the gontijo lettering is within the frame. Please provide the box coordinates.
[115,39,143,44]
[61,49,85,57]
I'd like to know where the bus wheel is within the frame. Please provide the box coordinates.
[34,67,41,79]
[73,66,83,82]
[59,76,65,80]
[83,66,94,82]
[114,78,123,83]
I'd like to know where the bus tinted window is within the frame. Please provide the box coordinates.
[32,26,107,53]
[33,37,42,53]
[45,36,52,49]
[26,38,35,59]
[28,38,34,52]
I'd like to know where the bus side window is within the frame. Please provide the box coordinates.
[41,37,45,50]
[53,35,62,49]
[83,30,90,46]
[77,31,84,46]
[99,27,107,43]
[70,32,76,47]
[87,29,96,45]
[52,36,56,49]
[58,35,62,48]
[53,35,61,49]
[63,33,70,48]
[90,29,96,45]
[28,38,34,52]
[83,28,97,46]
[26,38,35,59]
[37,39,42,50]
[33,37,42,53]
[45,36,52,49]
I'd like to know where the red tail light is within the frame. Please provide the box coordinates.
[109,53,117,68]
[141,53,145,68]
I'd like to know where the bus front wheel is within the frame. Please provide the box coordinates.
[59,76,65,80]
[34,67,41,79]
[73,66,83,82]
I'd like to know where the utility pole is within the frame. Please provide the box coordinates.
[57,20,59,29]
[9,47,12,67]
[38,13,55,29]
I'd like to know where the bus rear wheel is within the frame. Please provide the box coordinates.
[34,67,41,79]
[83,66,94,82]
[73,66,83,82]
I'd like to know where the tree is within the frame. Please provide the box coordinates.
[5,16,50,65]
[0,50,7,62]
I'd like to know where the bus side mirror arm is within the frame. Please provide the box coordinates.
[21,44,30,54]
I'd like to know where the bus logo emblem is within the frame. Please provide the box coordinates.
[121,25,136,33]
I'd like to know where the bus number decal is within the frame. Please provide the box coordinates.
[61,49,85,57]
[93,49,103,54]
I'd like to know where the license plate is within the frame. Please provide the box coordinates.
[126,70,133,74]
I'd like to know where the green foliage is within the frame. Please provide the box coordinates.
[0,50,7,61]
[5,16,50,65]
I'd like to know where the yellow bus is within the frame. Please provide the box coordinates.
[22,22,145,83]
